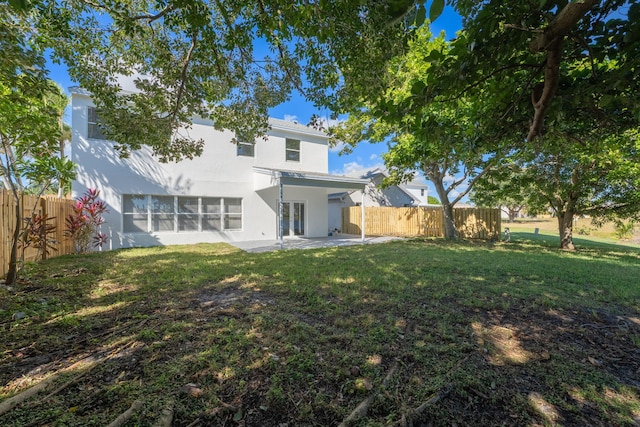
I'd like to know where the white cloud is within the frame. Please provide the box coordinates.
[283,114,298,123]
[330,161,386,177]
[369,153,378,160]
[329,141,347,153]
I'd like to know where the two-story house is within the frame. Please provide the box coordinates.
[70,87,367,249]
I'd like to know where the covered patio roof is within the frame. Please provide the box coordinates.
[253,167,368,192]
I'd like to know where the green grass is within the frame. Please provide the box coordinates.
[1,239,639,426]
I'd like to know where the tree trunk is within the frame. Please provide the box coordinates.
[557,211,575,250]
[5,196,21,285]
[431,179,458,240]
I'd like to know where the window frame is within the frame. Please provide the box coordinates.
[285,138,300,162]
[236,141,255,157]
[87,106,107,140]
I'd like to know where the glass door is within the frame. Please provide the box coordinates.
[280,201,305,237]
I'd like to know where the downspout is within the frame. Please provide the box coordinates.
[278,172,284,250]
[361,189,365,242]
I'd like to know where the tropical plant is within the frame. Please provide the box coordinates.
[65,189,108,253]
[21,213,58,260]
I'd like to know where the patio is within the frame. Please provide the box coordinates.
[230,234,403,253]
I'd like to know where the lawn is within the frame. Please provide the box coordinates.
[1,238,639,426]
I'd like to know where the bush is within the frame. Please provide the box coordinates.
[65,189,109,253]
[21,213,58,260]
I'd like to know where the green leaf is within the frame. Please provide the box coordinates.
[8,0,29,11]
[415,4,427,27]
[429,0,444,23]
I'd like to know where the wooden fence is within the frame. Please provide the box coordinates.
[1,190,76,278]
[342,206,501,240]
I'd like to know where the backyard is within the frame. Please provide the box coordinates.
[1,235,639,426]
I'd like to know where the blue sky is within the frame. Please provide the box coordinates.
[48,5,462,190]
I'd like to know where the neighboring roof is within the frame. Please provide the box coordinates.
[254,167,367,190]
[328,191,351,200]
[402,178,430,189]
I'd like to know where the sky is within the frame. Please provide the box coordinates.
[47,5,463,196]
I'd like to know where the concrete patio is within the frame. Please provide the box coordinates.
[230,234,403,253]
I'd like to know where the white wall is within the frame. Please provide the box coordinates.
[71,91,332,248]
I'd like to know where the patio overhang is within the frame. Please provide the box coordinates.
[253,167,368,192]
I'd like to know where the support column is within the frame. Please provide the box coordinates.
[361,190,365,242]
[278,174,284,250]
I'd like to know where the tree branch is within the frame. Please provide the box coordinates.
[130,3,176,22]
[170,33,198,124]
[527,37,562,141]
[529,0,598,53]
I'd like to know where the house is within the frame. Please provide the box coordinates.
[70,87,368,249]
[328,168,431,231]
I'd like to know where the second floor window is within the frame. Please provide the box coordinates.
[237,141,255,157]
[87,107,107,140]
[286,138,300,162]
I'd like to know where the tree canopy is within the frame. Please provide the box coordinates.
[9,0,434,161]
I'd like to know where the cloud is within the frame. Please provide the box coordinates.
[369,153,378,160]
[329,141,347,153]
[331,161,386,177]
[283,114,298,123]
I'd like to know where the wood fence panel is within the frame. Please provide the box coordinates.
[1,190,76,278]
[342,206,500,240]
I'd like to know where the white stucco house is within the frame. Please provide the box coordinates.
[70,87,368,250]
[328,168,431,231]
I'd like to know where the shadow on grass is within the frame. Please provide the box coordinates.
[1,240,639,426]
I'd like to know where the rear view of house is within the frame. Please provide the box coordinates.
[70,88,366,249]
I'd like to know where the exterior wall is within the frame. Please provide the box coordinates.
[402,184,431,205]
[71,91,331,248]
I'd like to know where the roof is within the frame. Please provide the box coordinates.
[268,118,327,138]
[254,167,368,191]
[70,87,326,139]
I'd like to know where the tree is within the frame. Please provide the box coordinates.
[426,1,640,144]
[477,130,640,250]
[470,165,535,222]
[13,0,435,161]
[393,1,640,248]
[1,5,75,285]
[331,28,504,240]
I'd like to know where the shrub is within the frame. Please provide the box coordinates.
[21,213,58,260]
[65,189,109,253]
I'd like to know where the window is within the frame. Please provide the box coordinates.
[237,141,254,157]
[122,195,242,233]
[285,138,300,162]
[151,196,174,232]
[178,197,199,231]
[87,107,107,139]
[420,189,425,197]
[202,197,221,231]
[123,195,149,232]
[224,198,242,230]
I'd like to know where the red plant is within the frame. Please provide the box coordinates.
[65,189,109,253]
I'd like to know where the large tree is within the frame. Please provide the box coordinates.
[1,4,75,285]
[426,0,640,144]
[331,28,505,240]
